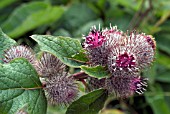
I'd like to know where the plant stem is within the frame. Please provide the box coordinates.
[71,72,89,80]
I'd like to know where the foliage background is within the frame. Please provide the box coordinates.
[0,0,170,114]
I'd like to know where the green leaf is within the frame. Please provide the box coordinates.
[47,105,66,114]
[1,2,65,38]
[155,63,170,83]
[60,57,86,68]
[156,70,170,83]
[61,3,98,32]
[0,58,47,114]
[145,84,170,114]
[31,35,86,67]
[53,29,71,37]
[0,28,16,63]
[0,0,18,9]
[80,65,110,79]
[73,19,103,37]
[155,33,170,55]
[157,54,170,69]
[114,0,142,11]
[71,50,88,62]
[66,89,108,114]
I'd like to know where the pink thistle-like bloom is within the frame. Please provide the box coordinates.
[84,25,121,66]
[105,75,148,98]
[84,26,106,48]
[84,25,156,97]
[84,26,110,66]
[3,45,37,65]
[45,74,78,106]
[107,31,156,76]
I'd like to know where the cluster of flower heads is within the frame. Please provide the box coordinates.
[3,46,78,106]
[84,25,156,98]
[37,52,78,106]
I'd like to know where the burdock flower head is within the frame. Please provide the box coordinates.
[107,31,156,76]
[83,25,111,66]
[83,25,156,98]
[45,74,78,106]
[36,52,66,77]
[38,52,79,106]
[105,75,148,98]
[3,45,37,65]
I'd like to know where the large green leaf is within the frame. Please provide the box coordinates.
[31,35,87,67]
[66,89,108,114]
[145,84,170,114]
[81,65,110,79]
[0,58,47,114]
[0,0,18,9]
[0,29,16,63]
[1,1,65,38]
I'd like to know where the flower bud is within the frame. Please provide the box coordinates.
[45,75,78,106]
[36,52,65,77]
[3,45,37,65]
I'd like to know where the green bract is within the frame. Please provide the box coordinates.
[81,65,110,79]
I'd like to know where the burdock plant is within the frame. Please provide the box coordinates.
[0,24,156,114]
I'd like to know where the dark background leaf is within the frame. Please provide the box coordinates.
[66,89,108,114]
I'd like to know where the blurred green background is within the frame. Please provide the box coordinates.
[0,0,170,114]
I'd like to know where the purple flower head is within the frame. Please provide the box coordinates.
[107,31,156,76]
[84,26,106,48]
[36,52,66,77]
[45,75,78,106]
[83,25,156,98]
[84,25,120,66]
[131,32,155,70]
[105,75,148,98]
[86,46,110,66]
[3,45,37,65]
[108,52,138,76]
